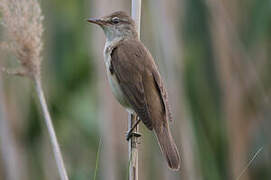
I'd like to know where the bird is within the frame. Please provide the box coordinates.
[87,11,180,170]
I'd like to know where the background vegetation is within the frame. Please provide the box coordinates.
[0,0,270,179]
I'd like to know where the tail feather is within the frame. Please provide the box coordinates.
[154,125,180,170]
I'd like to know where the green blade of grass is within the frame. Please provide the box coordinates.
[93,138,102,180]
[236,146,263,180]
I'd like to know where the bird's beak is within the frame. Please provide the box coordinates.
[87,18,105,26]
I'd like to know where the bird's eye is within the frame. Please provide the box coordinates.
[111,17,120,24]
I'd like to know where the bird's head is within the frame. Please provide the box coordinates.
[87,11,138,41]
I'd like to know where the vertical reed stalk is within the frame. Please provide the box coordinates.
[129,1,141,180]
[128,114,139,180]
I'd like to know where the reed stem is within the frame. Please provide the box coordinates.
[129,1,141,180]
[34,77,69,180]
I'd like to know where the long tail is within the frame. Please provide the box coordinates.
[154,124,180,170]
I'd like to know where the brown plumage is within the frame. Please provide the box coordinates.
[111,39,180,170]
[88,11,180,170]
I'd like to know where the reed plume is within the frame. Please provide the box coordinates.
[0,0,43,78]
[0,0,69,179]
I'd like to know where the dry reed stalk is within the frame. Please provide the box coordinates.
[0,0,68,179]
[129,1,141,180]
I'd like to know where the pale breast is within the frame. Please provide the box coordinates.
[104,41,133,112]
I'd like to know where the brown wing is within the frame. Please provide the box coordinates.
[111,39,153,129]
[111,39,172,130]
[152,69,172,122]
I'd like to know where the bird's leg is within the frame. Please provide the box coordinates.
[126,117,141,141]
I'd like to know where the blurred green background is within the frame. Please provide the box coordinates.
[1,0,271,180]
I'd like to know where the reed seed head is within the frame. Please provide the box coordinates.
[0,0,44,79]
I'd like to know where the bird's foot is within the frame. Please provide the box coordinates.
[125,131,141,141]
